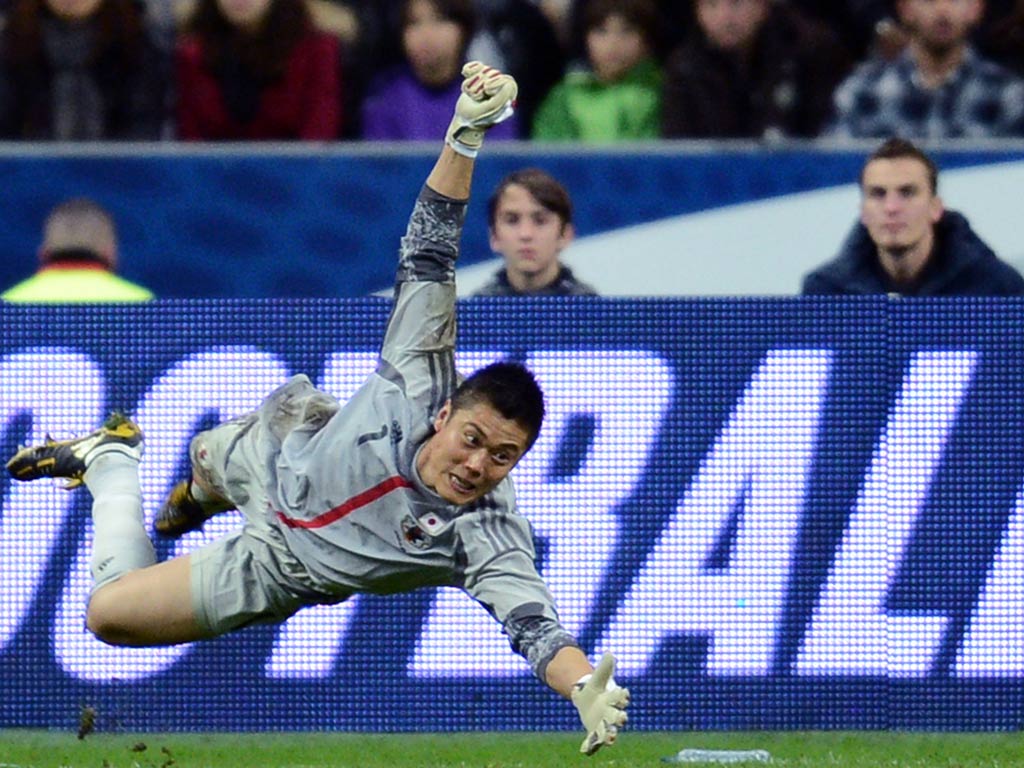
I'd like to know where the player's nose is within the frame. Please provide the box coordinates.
[464,450,486,474]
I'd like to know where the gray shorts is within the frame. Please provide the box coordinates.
[190,527,338,636]
[185,399,344,636]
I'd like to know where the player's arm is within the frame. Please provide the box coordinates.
[377,63,517,407]
[425,145,474,202]
[458,514,630,757]
[502,603,630,756]
[425,61,518,199]
[550,649,631,756]
[389,61,518,292]
[544,644,595,697]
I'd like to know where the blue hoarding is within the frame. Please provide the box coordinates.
[2,297,1024,731]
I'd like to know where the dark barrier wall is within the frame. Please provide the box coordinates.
[2,298,1024,732]
[0,148,1020,298]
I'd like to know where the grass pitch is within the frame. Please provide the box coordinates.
[3,730,1024,767]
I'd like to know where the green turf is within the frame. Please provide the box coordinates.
[3,730,1024,767]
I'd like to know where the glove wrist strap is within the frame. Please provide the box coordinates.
[446,137,479,158]
[574,672,618,692]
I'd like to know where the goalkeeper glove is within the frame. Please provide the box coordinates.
[571,653,630,756]
[445,61,518,158]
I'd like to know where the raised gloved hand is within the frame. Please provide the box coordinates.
[571,653,630,756]
[445,61,518,158]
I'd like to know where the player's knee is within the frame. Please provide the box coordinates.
[85,587,137,646]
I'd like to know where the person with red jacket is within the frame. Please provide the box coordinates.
[175,0,342,140]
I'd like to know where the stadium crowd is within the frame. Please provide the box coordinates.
[2,0,1024,142]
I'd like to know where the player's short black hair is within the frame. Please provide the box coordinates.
[450,361,545,449]
[861,137,939,194]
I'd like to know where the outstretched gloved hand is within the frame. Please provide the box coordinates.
[445,61,518,158]
[571,653,631,756]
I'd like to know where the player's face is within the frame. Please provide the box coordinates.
[899,0,981,53]
[586,13,648,83]
[216,0,273,29]
[403,0,463,87]
[696,0,768,52]
[489,184,574,286]
[420,400,530,505]
[860,157,943,252]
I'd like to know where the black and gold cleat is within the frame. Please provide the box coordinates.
[155,480,221,538]
[5,412,143,489]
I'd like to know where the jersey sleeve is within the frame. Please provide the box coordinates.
[377,185,466,413]
[456,510,580,681]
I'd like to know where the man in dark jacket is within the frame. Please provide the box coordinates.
[801,138,1024,296]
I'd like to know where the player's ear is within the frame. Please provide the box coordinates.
[433,400,453,431]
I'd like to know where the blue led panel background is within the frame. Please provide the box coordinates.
[1,298,1023,732]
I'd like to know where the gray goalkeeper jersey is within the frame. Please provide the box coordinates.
[243,186,575,676]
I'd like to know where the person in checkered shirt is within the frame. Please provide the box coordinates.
[828,0,1024,139]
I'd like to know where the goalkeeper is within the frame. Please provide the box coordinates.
[7,62,629,755]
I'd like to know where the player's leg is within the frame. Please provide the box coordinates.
[6,411,316,646]
[87,524,328,646]
[154,424,240,538]
[6,413,210,645]
[156,377,341,539]
[86,554,205,645]
[6,412,157,588]
[6,414,204,645]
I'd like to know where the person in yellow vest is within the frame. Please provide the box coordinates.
[2,198,154,303]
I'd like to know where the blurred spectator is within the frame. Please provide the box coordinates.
[360,0,519,141]
[661,0,850,139]
[304,0,359,46]
[467,0,566,132]
[801,138,1024,296]
[2,198,154,302]
[795,0,1016,61]
[981,0,1024,75]
[474,168,597,296]
[347,0,563,136]
[829,0,1024,139]
[0,0,168,140]
[789,1,896,59]
[532,0,661,141]
[564,0,687,59]
[175,0,342,140]
[538,0,571,38]
[322,0,401,137]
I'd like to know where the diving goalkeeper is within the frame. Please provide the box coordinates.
[7,62,629,755]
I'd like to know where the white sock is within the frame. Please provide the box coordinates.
[84,450,156,590]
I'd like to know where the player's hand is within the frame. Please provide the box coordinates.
[445,61,518,158]
[571,653,630,756]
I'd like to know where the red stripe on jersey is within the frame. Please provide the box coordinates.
[275,475,413,529]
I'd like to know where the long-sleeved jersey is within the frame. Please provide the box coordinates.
[237,186,577,679]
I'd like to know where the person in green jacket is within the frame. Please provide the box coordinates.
[532,0,662,142]
[2,198,153,303]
